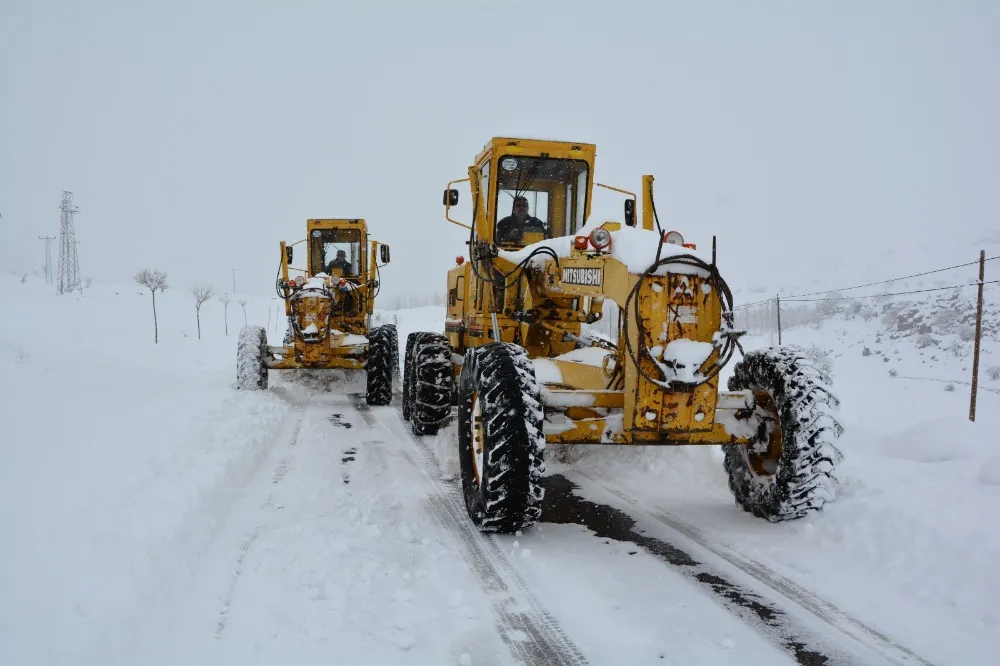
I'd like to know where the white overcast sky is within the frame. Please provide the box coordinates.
[2,0,998,300]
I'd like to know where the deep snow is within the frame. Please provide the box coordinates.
[2,269,998,666]
[0,276,294,662]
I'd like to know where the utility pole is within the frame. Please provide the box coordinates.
[38,235,56,285]
[231,268,239,294]
[775,294,783,345]
[970,250,986,422]
[57,191,82,294]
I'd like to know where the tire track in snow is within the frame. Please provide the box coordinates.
[101,383,309,660]
[354,396,589,666]
[214,401,306,640]
[374,391,925,665]
[579,473,936,666]
[214,531,259,639]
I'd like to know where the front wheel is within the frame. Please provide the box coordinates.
[458,343,545,533]
[237,326,269,390]
[723,346,844,521]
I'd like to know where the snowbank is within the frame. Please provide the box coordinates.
[0,276,294,664]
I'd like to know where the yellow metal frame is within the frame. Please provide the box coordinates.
[445,178,472,230]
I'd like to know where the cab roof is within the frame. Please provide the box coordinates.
[475,137,597,166]
[306,218,366,226]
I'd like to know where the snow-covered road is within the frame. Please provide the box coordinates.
[4,281,990,665]
[87,371,931,666]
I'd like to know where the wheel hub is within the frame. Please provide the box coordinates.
[746,390,782,480]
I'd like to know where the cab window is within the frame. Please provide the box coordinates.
[310,228,362,278]
[493,156,589,247]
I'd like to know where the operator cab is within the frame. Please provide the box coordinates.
[490,155,589,249]
[309,227,362,281]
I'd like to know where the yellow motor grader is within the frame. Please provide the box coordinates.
[237,218,397,405]
[403,137,844,533]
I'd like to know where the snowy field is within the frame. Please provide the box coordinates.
[1,270,998,666]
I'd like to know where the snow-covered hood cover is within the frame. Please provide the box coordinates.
[497,221,712,277]
[292,276,332,295]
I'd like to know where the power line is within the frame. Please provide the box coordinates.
[783,255,998,300]
[732,253,998,310]
[783,280,1000,303]
[733,297,777,312]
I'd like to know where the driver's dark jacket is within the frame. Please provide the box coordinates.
[496,215,545,243]
[326,259,353,275]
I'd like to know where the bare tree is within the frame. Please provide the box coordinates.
[134,269,168,344]
[219,293,231,336]
[190,284,215,340]
[239,299,248,325]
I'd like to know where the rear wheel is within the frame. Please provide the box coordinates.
[458,343,545,533]
[365,325,394,406]
[404,333,453,436]
[237,326,269,390]
[724,346,844,521]
[386,324,400,388]
[402,332,421,420]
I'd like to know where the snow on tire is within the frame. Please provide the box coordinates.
[458,343,545,534]
[405,333,453,436]
[724,346,844,522]
[237,325,269,390]
[365,325,394,406]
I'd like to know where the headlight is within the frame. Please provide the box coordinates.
[663,230,684,245]
[589,228,612,250]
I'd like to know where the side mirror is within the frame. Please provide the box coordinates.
[285,246,294,264]
[624,199,636,227]
[380,244,390,264]
[443,189,459,206]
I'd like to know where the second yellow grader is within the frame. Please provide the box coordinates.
[238,217,397,405]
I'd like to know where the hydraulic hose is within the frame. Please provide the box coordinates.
[620,180,740,388]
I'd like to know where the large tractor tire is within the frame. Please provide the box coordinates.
[385,324,401,388]
[402,332,421,420]
[404,333,453,436]
[724,346,844,522]
[458,343,545,533]
[237,325,269,390]
[365,325,395,406]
